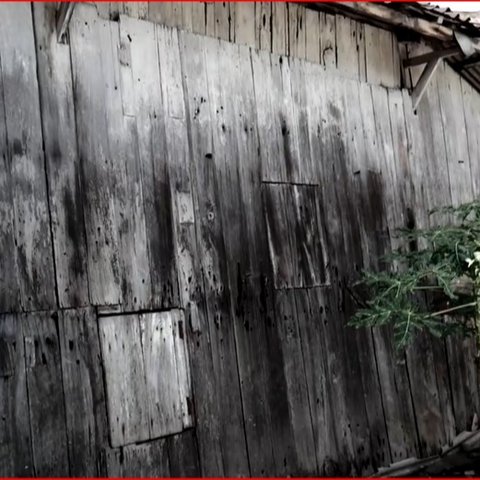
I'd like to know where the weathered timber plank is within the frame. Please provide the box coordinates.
[182,32,249,475]
[105,438,170,477]
[119,14,179,310]
[167,430,201,477]
[335,15,361,80]
[22,311,69,475]
[256,2,271,51]
[100,18,152,310]
[305,8,320,64]
[214,2,231,41]
[294,288,339,474]
[320,12,336,69]
[98,313,149,446]
[33,3,90,309]
[288,3,306,60]
[70,5,122,306]
[274,289,317,474]
[436,62,473,206]
[272,2,288,56]
[140,310,193,437]
[0,3,55,312]
[205,38,278,475]
[58,307,108,476]
[0,314,33,476]
[177,29,224,476]
[365,25,398,88]
[234,2,255,47]
[0,43,20,313]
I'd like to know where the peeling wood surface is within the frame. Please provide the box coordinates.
[0,2,479,477]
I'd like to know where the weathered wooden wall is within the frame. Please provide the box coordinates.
[1,2,479,477]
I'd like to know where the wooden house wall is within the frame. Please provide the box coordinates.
[0,2,479,477]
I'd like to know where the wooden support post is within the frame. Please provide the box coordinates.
[56,3,75,43]
[403,47,460,68]
[411,57,442,111]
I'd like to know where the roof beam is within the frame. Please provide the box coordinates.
[403,47,460,67]
[329,3,454,41]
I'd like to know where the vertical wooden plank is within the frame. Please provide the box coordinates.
[98,313,149,447]
[256,2,271,51]
[274,289,317,474]
[180,31,249,475]
[365,25,397,87]
[320,12,336,69]
[167,430,201,477]
[23,311,69,475]
[234,2,255,47]
[58,307,108,476]
[305,9,320,64]
[70,6,122,306]
[272,2,287,56]
[0,314,33,476]
[119,14,179,310]
[335,15,360,80]
[288,3,306,60]
[0,40,20,313]
[214,2,231,41]
[33,3,90,309]
[0,3,55,311]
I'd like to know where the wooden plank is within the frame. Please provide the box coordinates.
[167,430,201,477]
[305,8,320,64]
[98,313,150,447]
[100,18,152,310]
[190,2,206,35]
[70,5,122,306]
[272,2,288,56]
[181,32,250,475]
[0,39,20,313]
[204,38,278,476]
[140,310,193,438]
[23,311,69,475]
[274,289,317,474]
[365,25,397,87]
[335,15,360,80]
[234,2,255,47]
[123,2,148,20]
[33,3,89,309]
[58,307,108,476]
[119,14,179,310]
[320,12,336,69]
[288,3,306,60]
[262,184,295,289]
[0,3,55,311]
[105,439,170,477]
[256,2,271,51]
[176,28,224,475]
[0,314,33,476]
[214,2,231,41]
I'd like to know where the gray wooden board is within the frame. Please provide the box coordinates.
[70,5,122,306]
[305,9,320,64]
[178,29,225,476]
[0,3,55,312]
[272,2,288,56]
[255,3,271,51]
[181,32,250,475]
[274,288,317,475]
[33,3,90,308]
[58,307,108,476]
[22,311,69,475]
[365,25,397,88]
[320,12,336,69]
[335,15,361,81]
[205,38,278,475]
[118,14,179,311]
[105,438,170,477]
[99,310,191,447]
[288,3,306,60]
[0,313,33,476]
[0,40,20,313]
[167,429,201,477]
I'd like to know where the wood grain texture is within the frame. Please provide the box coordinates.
[22,311,69,476]
[0,314,33,476]
[0,3,55,312]
[33,3,89,309]
[58,307,108,476]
